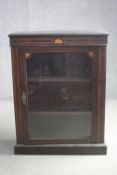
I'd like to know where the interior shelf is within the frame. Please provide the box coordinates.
[29,111,92,116]
[27,77,92,83]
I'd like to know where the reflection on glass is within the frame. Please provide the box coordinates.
[27,52,92,140]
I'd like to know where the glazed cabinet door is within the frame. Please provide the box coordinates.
[20,47,98,144]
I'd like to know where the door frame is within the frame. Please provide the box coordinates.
[15,46,102,144]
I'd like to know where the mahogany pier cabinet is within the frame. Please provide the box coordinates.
[9,32,108,154]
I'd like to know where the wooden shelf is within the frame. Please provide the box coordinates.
[27,77,91,83]
[29,111,91,116]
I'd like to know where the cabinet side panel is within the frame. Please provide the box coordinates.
[11,48,25,144]
[90,48,98,142]
[96,46,106,142]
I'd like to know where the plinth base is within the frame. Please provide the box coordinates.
[14,144,107,155]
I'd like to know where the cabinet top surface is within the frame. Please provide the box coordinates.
[9,30,108,37]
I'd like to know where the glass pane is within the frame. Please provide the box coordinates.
[29,112,91,139]
[27,53,92,78]
[28,82,92,111]
[27,52,93,140]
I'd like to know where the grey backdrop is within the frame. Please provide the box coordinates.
[0,0,117,100]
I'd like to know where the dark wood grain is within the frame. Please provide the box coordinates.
[96,46,106,142]
[9,34,108,47]
[11,48,24,143]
